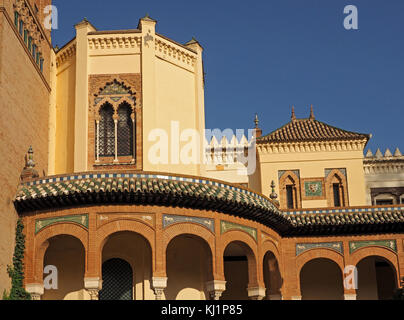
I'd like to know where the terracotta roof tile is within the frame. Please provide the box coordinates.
[257,118,370,143]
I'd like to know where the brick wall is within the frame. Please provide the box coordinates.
[0,3,50,294]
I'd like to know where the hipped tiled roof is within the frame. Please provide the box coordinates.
[14,173,404,236]
[257,118,370,144]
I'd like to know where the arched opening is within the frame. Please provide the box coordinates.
[42,235,86,300]
[325,170,348,207]
[300,258,344,300]
[279,171,301,210]
[117,102,134,157]
[99,258,133,300]
[263,251,282,300]
[356,256,397,300]
[221,241,253,300]
[165,234,213,300]
[98,102,115,157]
[100,231,153,300]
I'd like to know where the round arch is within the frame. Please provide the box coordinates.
[96,219,155,276]
[34,223,88,283]
[162,223,216,278]
[220,230,259,288]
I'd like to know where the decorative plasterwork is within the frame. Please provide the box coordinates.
[349,240,397,254]
[14,0,44,45]
[163,215,214,233]
[56,42,76,68]
[363,160,404,175]
[296,242,343,256]
[155,36,196,72]
[220,221,257,241]
[257,140,368,155]
[35,214,89,234]
[97,213,154,228]
[88,35,141,51]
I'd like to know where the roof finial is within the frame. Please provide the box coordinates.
[291,106,296,121]
[254,113,259,129]
[309,104,315,120]
[20,146,39,182]
[270,180,278,200]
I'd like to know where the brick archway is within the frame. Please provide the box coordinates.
[162,223,216,279]
[31,223,88,283]
[95,219,155,276]
[296,248,345,293]
[350,247,400,285]
[261,240,283,299]
[220,231,260,287]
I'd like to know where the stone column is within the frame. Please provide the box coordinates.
[247,287,266,300]
[291,295,302,300]
[152,277,168,300]
[26,283,44,300]
[206,280,226,300]
[84,277,102,300]
[344,289,357,300]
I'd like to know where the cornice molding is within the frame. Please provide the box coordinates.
[257,139,368,155]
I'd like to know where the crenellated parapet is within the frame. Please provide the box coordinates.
[204,135,252,165]
[364,148,404,175]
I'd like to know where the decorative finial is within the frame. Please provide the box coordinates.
[21,146,39,182]
[291,106,296,121]
[309,105,315,120]
[26,146,35,168]
[270,180,278,200]
[254,113,259,129]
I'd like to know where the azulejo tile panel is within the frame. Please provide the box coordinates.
[349,240,397,254]
[220,221,257,241]
[97,213,155,228]
[296,242,343,256]
[35,214,89,234]
[163,215,215,233]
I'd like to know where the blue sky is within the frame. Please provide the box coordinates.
[52,0,404,154]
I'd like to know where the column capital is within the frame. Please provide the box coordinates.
[26,283,44,300]
[247,287,266,300]
[206,280,226,300]
[84,277,102,300]
[344,294,357,300]
[152,277,168,300]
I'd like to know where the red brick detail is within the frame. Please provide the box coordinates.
[260,240,282,285]
[219,231,261,287]
[296,248,345,293]
[94,219,155,276]
[32,223,89,283]
[162,223,216,279]
[349,247,400,286]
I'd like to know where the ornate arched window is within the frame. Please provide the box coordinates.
[91,78,141,167]
[279,171,301,210]
[98,102,115,157]
[325,169,349,207]
[117,102,134,157]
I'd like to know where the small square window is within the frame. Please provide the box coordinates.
[24,30,28,44]
[28,37,32,51]
[40,58,44,72]
[32,44,36,58]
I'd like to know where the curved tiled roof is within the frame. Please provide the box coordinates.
[257,118,370,144]
[14,172,404,236]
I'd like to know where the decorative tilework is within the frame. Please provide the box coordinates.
[35,214,88,234]
[296,242,343,256]
[97,213,154,228]
[304,181,323,197]
[278,170,300,180]
[349,240,397,254]
[163,215,214,232]
[221,221,257,241]
[325,168,347,178]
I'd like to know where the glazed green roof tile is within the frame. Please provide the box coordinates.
[13,173,404,236]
